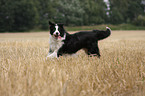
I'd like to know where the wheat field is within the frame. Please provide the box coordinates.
[0,30,145,96]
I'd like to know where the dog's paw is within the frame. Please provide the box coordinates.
[46,52,58,60]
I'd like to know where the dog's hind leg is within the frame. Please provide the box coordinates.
[87,42,101,58]
[88,48,100,58]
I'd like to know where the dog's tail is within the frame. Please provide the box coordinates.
[94,27,111,40]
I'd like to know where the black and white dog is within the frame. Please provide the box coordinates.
[46,21,111,58]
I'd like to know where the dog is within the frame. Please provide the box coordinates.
[46,21,111,58]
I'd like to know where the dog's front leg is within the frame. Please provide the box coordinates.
[46,50,58,59]
[57,47,64,57]
[47,48,53,56]
[46,48,57,59]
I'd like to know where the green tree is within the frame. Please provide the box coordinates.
[35,0,57,30]
[0,0,39,32]
[109,0,144,24]
[109,0,129,24]
[0,0,15,32]
[127,0,144,23]
[55,0,84,26]
[80,0,107,25]
[13,0,39,31]
[133,15,145,26]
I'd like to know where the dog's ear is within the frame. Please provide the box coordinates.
[49,21,54,26]
[58,23,64,27]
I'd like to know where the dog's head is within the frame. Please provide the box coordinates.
[49,21,66,40]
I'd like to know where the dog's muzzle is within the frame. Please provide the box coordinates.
[53,33,61,39]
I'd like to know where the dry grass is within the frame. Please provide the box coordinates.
[0,30,145,96]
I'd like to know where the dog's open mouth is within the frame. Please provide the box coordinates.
[54,34,61,39]
[54,34,59,38]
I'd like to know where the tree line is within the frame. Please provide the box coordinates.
[0,0,145,32]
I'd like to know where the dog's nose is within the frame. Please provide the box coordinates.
[56,32,58,35]
[56,32,60,36]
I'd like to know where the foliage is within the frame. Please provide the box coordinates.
[55,0,85,26]
[133,15,145,26]
[81,0,107,25]
[109,0,144,24]
[35,0,57,30]
[0,0,144,32]
[0,0,39,32]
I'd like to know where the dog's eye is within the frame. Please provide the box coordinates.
[59,28,63,31]
[50,27,55,32]
[52,29,55,32]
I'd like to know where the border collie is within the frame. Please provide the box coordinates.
[46,21,111,58]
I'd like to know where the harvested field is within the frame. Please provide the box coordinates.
[0,30,145,96]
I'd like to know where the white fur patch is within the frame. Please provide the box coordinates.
[49,35,64,51]
[46,50,58,58]
[106,27,111,31]
[46,34,66,59]
[53,24,60,35]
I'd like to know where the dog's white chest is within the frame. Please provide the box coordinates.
[49,35,64,52]
[47,34,66,59]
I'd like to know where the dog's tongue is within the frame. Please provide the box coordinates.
[54,35,61,39]
[58,36,61,39]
